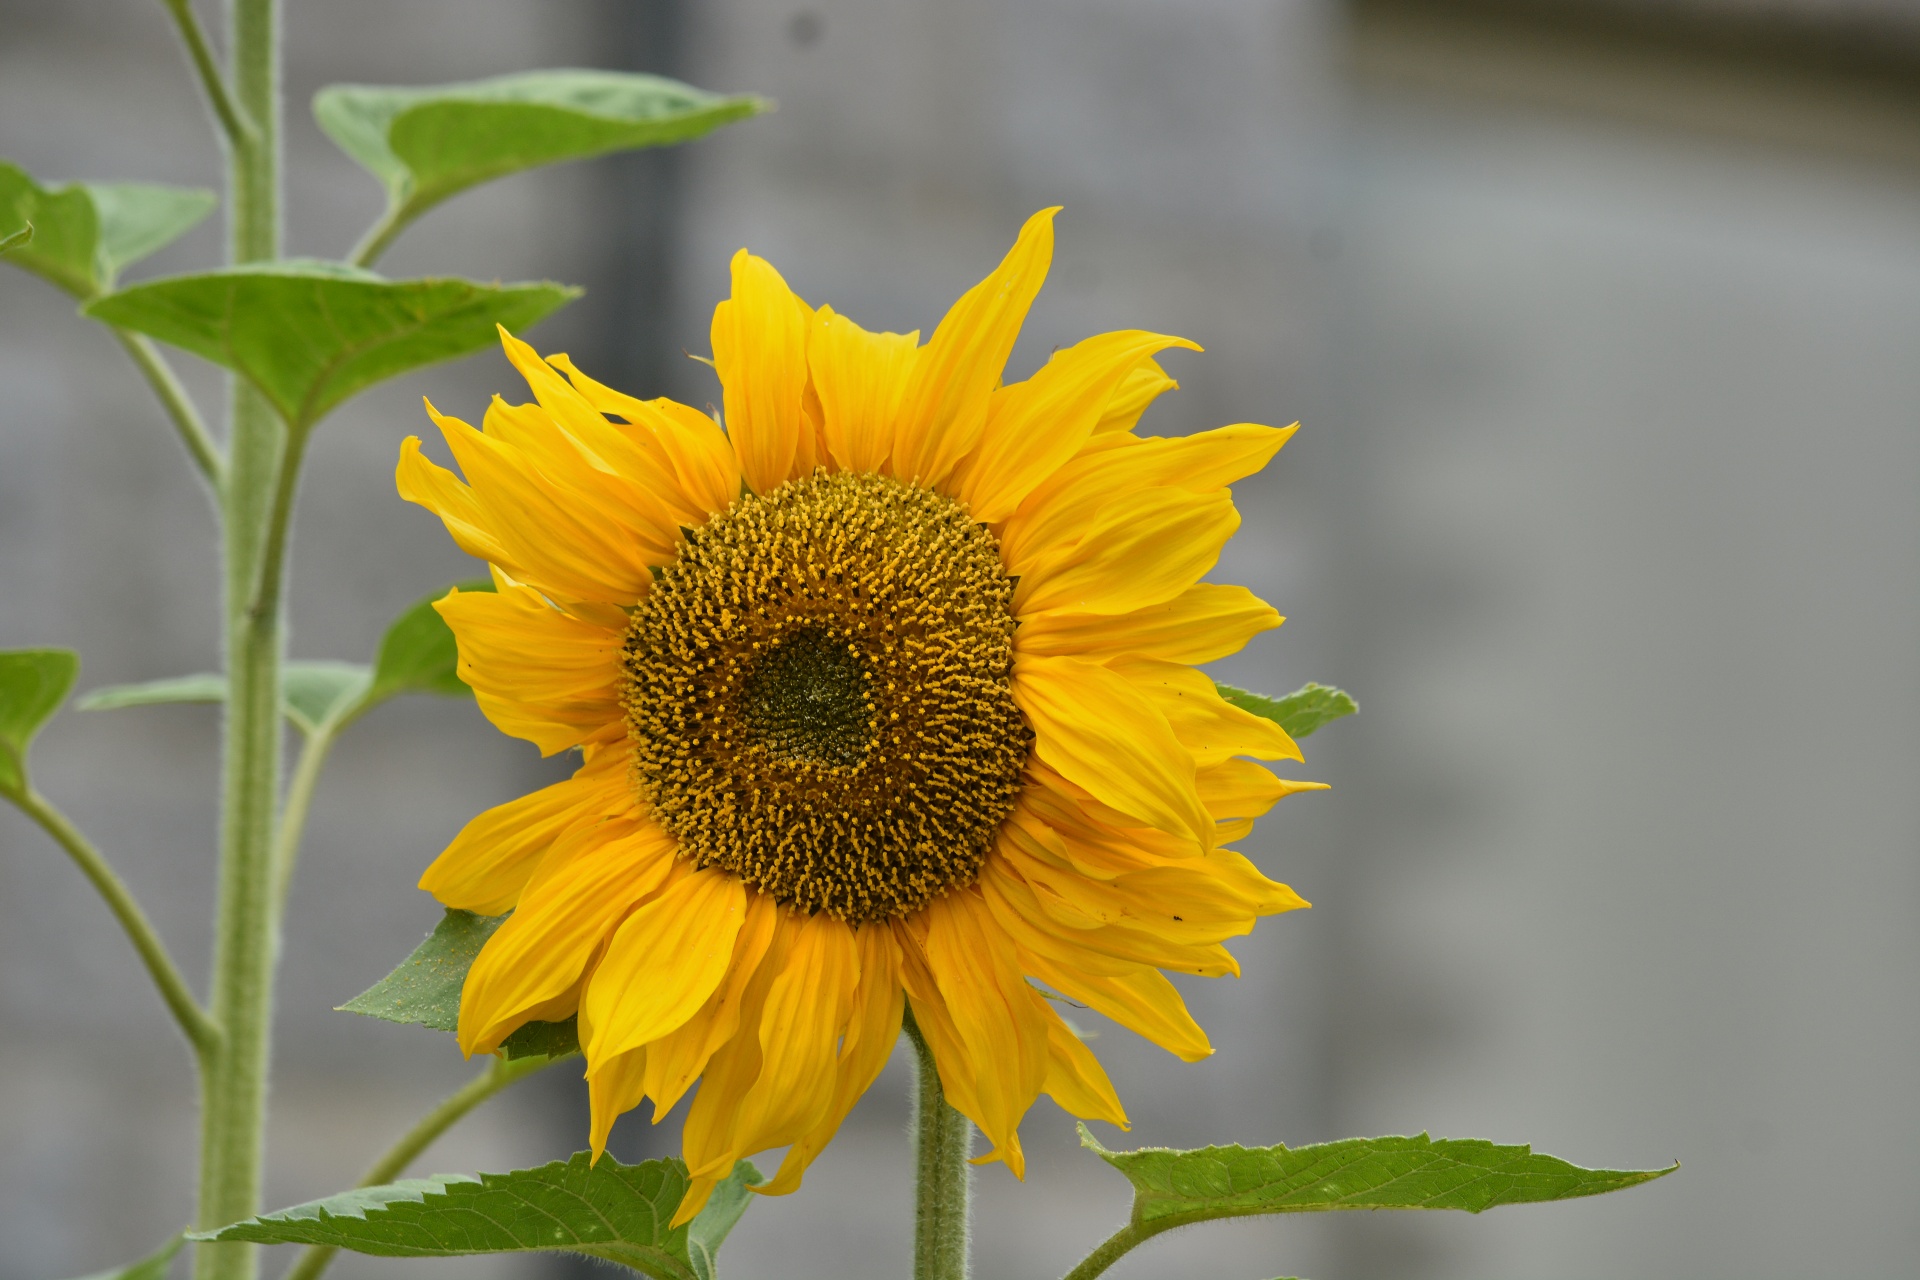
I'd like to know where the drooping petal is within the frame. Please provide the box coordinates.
[434,582,622,756]
[757,923,905,1196]
[457,816,678,1055]
[1039,1003,1128,1128]
[640,891,781,1120]
[582,868,749,1063]
[893,208,1057,490]
[1014,654,1214,851]
[1015,583,1281,665]
[587,1045,648,1160]
[721,911,862,1178]
[915,889,1051,1175]
[954,330,1200,523]
[712,250,814,493]
[418,743,633,915]
[395,435,512,566]
[809,305,920,476]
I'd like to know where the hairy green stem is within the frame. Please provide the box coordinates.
[159,0,255,148]
[195,1,282,1277]
[110,327,225,491]
[346,202,408,270]
[281,1054,559,1280]
[9,787,220,1059]
[905,1008,973,1280]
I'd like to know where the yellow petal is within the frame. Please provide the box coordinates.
[712,250,813,494]
[587,1045,648,1161]
[641,892,781,1120]
[582,868,749,1063]
[548,353,742,521]
[1092,359,1178,435]
[721,911,861,1168]
[1018,948,1212,1062]
[1197,758,1328,824]
[757,923,905,1197]
[395,434,511,566]
[418,746,633,916]
[917,889,1050,1177]
[435,583,622,756]
[1039,1003,1128,1127]
[458,816,678,1055]
[956,330,1199,523]
[1015,583,1281,664]
[893,208,1058,490]
[425,400,665,605]
[808,305,919,476]
[1000,422,1293,573]
[1012,486,1239,617]
[1107,657,1301,766]
[1014,654,1213,851]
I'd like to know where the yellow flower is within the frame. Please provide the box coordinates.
[397,208,1320,1223]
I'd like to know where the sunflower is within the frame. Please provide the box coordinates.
[397,208,1321,1223]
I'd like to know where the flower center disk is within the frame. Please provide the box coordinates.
[621,471,1030,923]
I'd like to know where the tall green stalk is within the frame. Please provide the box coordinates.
[196,2,283,1277]
[904,1010,974,1280]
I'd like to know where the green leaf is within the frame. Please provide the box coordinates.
[77,672,227,713]
[316,70,766,247]
[63,1233,184,1280]
[1215,681,1357,740]
[368,578,492,703]
[191,1153,761,1280]
[0,222,31,253]
[88,183,218,284]
[0,648,79,794]
[341,908,578,1060]
[85,262,577,431]
[1080,1124,1674,1225]
[281,661,374,735]
[0,161,214,296]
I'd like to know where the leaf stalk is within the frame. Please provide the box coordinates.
[160,0,257,149]
[110,327,226,491]
[8,786,222,1060]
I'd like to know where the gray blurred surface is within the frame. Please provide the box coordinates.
[2,2,1916,1278]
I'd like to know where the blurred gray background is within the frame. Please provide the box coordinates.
[2,1,1916,1277]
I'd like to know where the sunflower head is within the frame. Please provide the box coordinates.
[399,208,1320,1224]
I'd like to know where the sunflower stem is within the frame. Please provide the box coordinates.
[196,1,282,1278]
[904,1007,973,1280]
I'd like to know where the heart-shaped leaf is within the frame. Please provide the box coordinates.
[316,70,766,260]
[368,578,491,703]
[192,1153,759,1280]
[341,908,577,1060]
[0,648,79,795]
[85,262,577,431]
[1215,681,1356,740]
[1,160,214,297]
